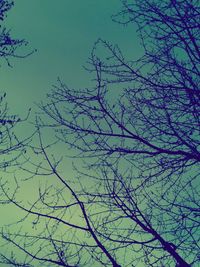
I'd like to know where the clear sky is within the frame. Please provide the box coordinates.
[0,2,141,265]
[0,1,198,266]
[1,0,140,115]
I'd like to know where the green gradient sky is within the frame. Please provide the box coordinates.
[0,2,198,266]
[1,0,140,115]
[0,1,141,266]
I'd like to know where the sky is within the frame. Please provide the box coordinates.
[1,0,140,116]
[0,1,141,266]
[1,1,198,266]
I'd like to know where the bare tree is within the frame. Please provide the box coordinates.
[0,1,33,264]
[1,0,199,266]
[0,0,32,167]
[0,0,30,64]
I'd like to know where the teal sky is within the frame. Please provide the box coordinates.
[1,0,140,116]
[0,2,142,266]
[0,2,198,266]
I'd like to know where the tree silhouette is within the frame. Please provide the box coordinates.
[0,0,30,64]
[0,0,32,263]
[0,0,31,169]
[1,0,199,266]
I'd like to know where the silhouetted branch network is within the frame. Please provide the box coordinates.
[1,0,200,266]
[0,0,32,170]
